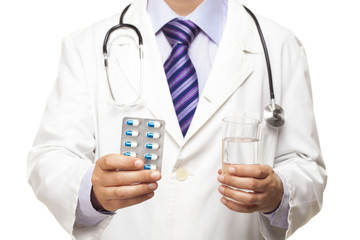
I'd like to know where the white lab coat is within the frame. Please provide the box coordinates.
[27,0,327,239]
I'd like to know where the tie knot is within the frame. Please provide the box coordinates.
[162,19,200,47]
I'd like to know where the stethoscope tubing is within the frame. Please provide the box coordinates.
[102,4,285,127]
[243,6,275,101]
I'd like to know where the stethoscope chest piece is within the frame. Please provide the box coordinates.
[264,100,285,128]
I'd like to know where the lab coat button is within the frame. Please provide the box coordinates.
[176,167,188,181]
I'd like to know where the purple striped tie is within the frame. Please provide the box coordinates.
[163,19,200,137]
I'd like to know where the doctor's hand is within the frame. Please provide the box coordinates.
[217,164,283,214]
[91,154,162,212]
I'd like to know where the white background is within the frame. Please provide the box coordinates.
[1,0,359,239]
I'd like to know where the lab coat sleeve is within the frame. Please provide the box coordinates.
[261,171,290,229]
[27,35,110,237]
[258,35,327,239]
[76,166,115,227]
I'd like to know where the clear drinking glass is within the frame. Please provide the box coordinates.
[222,117,261,175]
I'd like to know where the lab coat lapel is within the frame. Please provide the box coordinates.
[184,0,263,143]
[118,0,184,146]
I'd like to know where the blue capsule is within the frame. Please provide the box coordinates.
[124,152,136,157]
[145,153,158,160]
[125,141,138,148]
[144,164,157,170]
[147,132,160,139]
[146,143,159,150]
[147,121,161,128]
[126,130,139,137]
[127,119,140,126]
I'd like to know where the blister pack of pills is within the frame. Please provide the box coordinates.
[120,117,166,172]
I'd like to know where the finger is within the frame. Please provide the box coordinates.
[220,197,258,213]
[229,164,272,179]
[217,175,270,192]
[103,192,155,211]
[97,154,144,171]
[218,169,222,175]
[218,185,266,205]
[100,170,162,187]
[99,183,158,200]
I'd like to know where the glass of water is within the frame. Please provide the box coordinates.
[222,117,261,175]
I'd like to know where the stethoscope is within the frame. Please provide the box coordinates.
[103,4,285,128]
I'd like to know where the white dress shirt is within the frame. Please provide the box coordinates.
[147,0,226,96]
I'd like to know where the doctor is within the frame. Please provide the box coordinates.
[27,0,327,239]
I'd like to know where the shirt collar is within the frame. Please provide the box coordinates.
[147,0,224,45]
